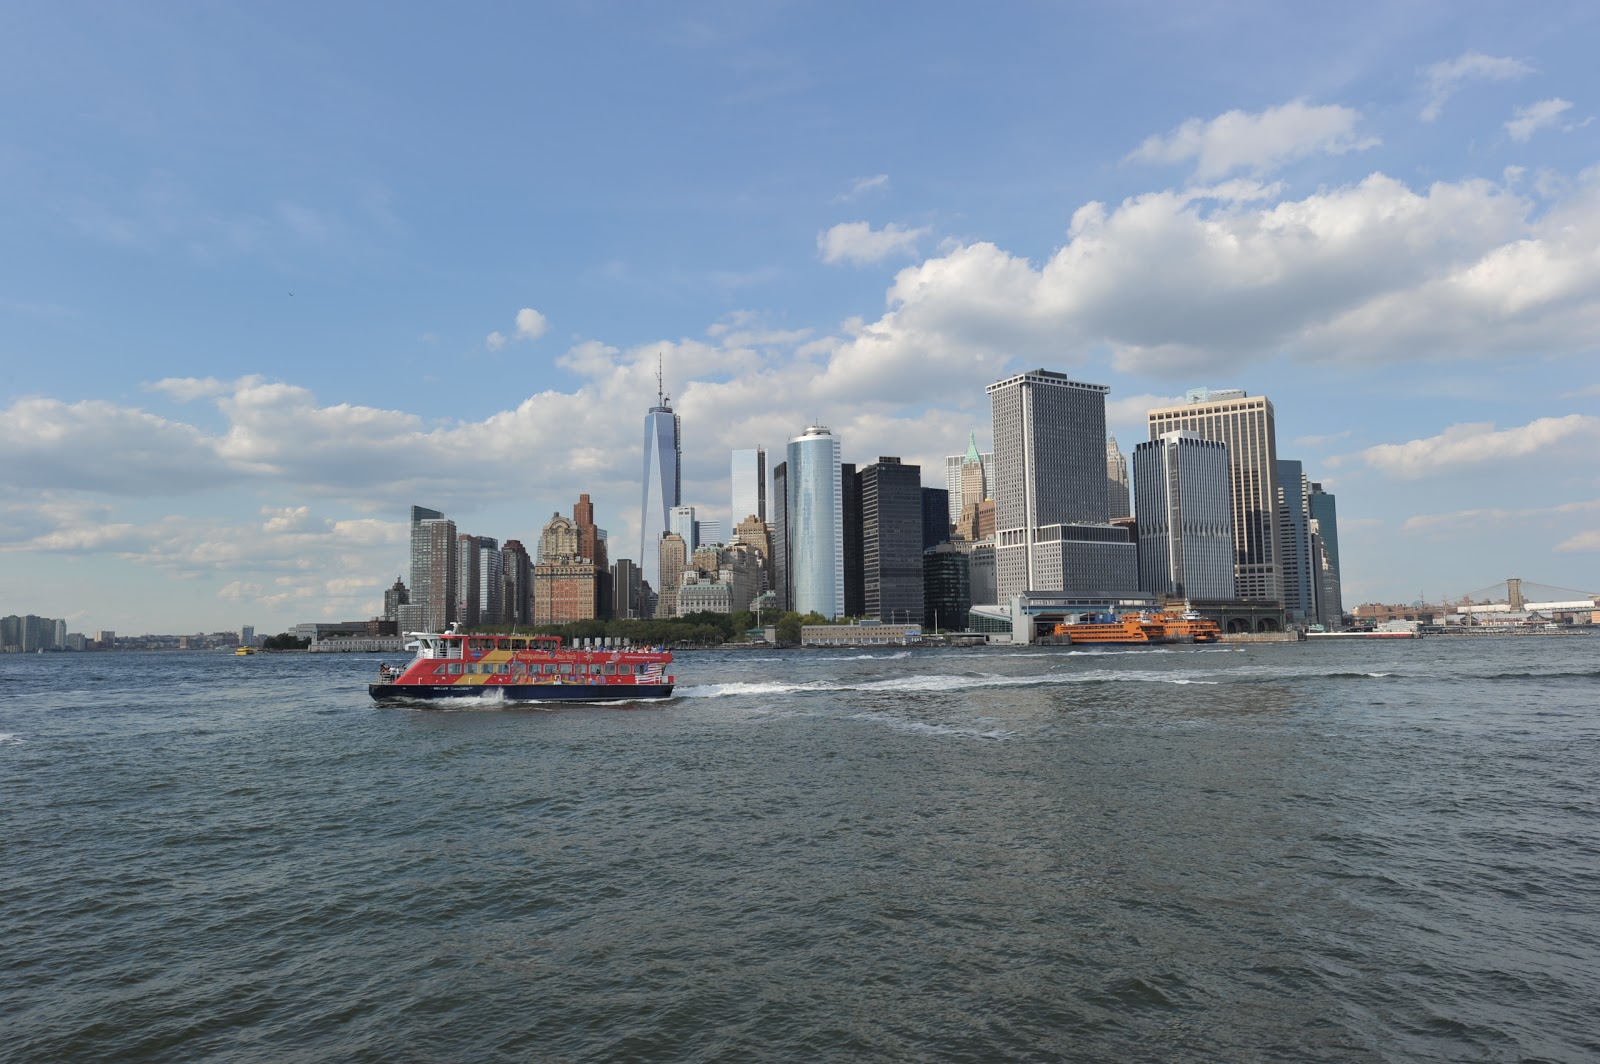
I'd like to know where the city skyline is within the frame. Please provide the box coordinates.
[4,5,1599,633]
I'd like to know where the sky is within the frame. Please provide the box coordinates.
[3,0,1599,635]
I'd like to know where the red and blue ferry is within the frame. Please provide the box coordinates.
[369,629,674,703]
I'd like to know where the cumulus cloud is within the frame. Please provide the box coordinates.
[814,167,1600,380]
[1420,52,1533,121]
[485,330,507,351]
[149,377,232,402]
[1506,98,1573,142]
[1363,415,1600,478]
[818,221,931,265]
[1128,100,1377,179]
[515,307,547,340]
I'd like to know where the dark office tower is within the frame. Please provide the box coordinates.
[771,461,790,612]
[921,487,951,551]
[731,446,767,524]
[1308,482,1341,579]
[611,558,641,620]
[456,533,481,628]
[841,462,864,618]
[859,457,924,624]
[923,543,971,631]
[1133,432,1234,600]
[640,361,681,597]
[1277,460,1316,624]
[502,539,532,625]
[1308,482,1343,627]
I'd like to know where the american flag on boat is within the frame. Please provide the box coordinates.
[639,662,666,683]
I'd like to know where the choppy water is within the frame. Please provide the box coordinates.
[4,637,1598,1063]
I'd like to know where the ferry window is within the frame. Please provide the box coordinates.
[511,638,526,650]
[592,664,605,675]
[603,664,616,675]
[467,664,478,674]
[447,663,462,675]
[561,663,574,674]
[434,665,448,675]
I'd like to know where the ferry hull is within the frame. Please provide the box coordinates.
[369,682,674,703]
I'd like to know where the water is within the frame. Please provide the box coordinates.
[4,637,1598,1062]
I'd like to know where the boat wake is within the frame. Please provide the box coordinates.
[848,711,1015,740]
[677,670,1222,699]
[0,732,23,745]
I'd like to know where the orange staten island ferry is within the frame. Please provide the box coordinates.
[369,629,674,703]
[1047,608,1221,646]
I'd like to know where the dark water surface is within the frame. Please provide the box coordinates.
[4,638,1598,1062]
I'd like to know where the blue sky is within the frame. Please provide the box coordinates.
[4,1,1598,634]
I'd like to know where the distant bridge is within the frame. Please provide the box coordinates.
[1450,578,1598,615]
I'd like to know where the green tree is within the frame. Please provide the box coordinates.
[775,611,802,645]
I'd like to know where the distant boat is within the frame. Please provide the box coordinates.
[234,646,256,656]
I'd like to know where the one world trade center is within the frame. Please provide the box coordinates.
[639,364,681,609]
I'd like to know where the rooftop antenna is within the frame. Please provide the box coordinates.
[656,351,664,406]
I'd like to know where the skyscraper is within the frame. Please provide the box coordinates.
[639,366,681,599]
[860,457,924,623]
[771,461,789,611]
[1133,432,1235,600]
[476,537,503,626]
[502,540,532,624]
[731,446,766,524]
[456,533,481,627]
[1147,389,1283,604]
[1277,459,1316,623]
[988,369,1133,599]
[785,425,844,618]
[406,505,456,632]
[1106,434,1132,520]
[670,505,698,553]
[841,462,863,617]
[944,433,993,527]
[1308,483,1344,628]
[921,487,951,551]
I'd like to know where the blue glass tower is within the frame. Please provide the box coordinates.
[640,366,681,602]
[786,425,844,619]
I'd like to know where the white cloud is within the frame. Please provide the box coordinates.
[1506,98,1573,142]
[1420,52,1534,121]
[485,330,507,351]
[149,376,233,402]
[1128,100,1377,179]
[818,221,931,265]
[1364,415,1600,478]
[1557,530,1600,552]
[515,307,547,340]
[831,174,890,203]
[812,167,1600,381]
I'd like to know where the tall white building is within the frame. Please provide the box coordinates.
[1106,434,1132,520]
[1147,389,1283,604]
[987,369,1136,599]
[785,425,845,618]
[639,371,681,597]
[1133,432,1235,600]
[730,446,766,524]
